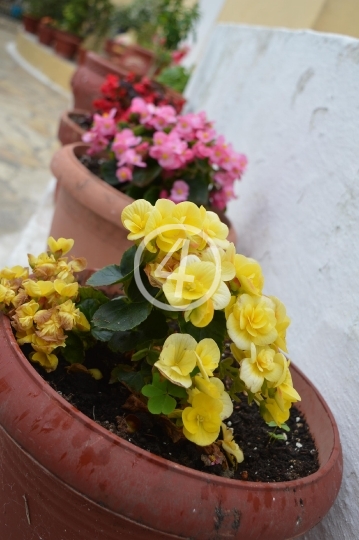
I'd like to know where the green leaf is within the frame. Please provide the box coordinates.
[62,332,85,364]
[142,384,164,398]
[132,163,162,187]
[187,175,209,206]
[100,160,118,186]
[108,330,139,352]
[91,327,114,341]
[167,382,187,398]
[131,348,148,361]
[126,270,158,303]
[147,395,165,415]
[114,365,145,392]
[78,286,110,304]
[143,185,161,204]
[93,297,151,331]
[77,298,101,322]
[137,310,168,341]
[87,246,137,287]
[181,311,226,349]
[162,394,177,415]
[147,350,160,365]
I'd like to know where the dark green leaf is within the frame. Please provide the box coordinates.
[167,382,187,398]
[108,330,139,352]
[93,297,151,331]
[138,310,168,340]
[132,163,162,187]
[77,298,101,322]
[131,349,148,361]
[91,327,114,341]
[100,160,118,186]
[62,332,85,364]
[78,286,110,304]
[126,270,158,303]
[187,175,209,206]
[143,185,161,204]
[180,311,226,349]
[114,365,145,392]
[86,246,138,287]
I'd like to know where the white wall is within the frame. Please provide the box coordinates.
[185,24,359,539]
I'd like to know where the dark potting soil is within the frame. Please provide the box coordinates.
[70,112,93,131]
[33,343,319,483]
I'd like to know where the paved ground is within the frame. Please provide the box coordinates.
[0,16,70,267]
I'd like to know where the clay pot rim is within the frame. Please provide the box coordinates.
[85,51,129,79]
[0,312,341,491]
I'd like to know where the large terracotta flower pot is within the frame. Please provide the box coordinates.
[22,14,40,34]
[50,143,133,267]
[54,29,82,61]
[71,52,129,111]
[57,109,88,146]
[110,43,156,76]
[0,312,342,539]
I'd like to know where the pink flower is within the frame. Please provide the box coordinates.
[196,128,216,144]
[82,130,109,155]
[116,166,133,183]
[209,189,228,211]
[193,141,213,159]
[118,149,147,168]
[92,108,117,137]
[112,129,142,158]
[149,131,188,170]
[169,180,189,203]
[160,189,170,199]
[149,105,177,131]
[129,97,153,124]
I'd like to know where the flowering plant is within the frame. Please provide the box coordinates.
[0,200,300,471]
[93,72,185,119]
[83,100,247,212]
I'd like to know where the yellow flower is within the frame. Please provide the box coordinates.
[182,391,223,446]
[201,208,229,249]
[0,265,28,280]
[121,199,153,241]
[23,280,54,298]
[219,423,244,463]
[76,311,91,332]
[33,309,64,343]
[55,258,87,283]
[194,338,220,379]
[29,351,58,372]
[184,299,214,328]
[13,300,39,331]
[0,279,16,306]
[193,375,233,420]
[270,296,291,352]
[56,300,80,330]
[47,237,74,256]
[54,279,79,298]
[263,369,301,425]
[227,294,278,350]
[239,344,289,393]
[262,397,291,425]
[201,243,236,282]
[233,254,264,295]
[154,334,197,388]
[32,333,64,355]
[163,261,216,307]
[28,252,57,279]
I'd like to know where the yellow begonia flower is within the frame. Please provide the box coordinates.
[0,279,16,306]
[32,333,64,355]
[13,300,39,331]
[194,376,233,420]
[121,199,153,241]
[144,199,203,253]
[88,368,103,380]
[201,208,229,249]
[154,334,197,388]
[263,369,301,425]
[47,237,74,256]
[182,392,223,446]
[262,397,291,425]
[33,309,64,343]
[219,423,244,463]
[56,300,80,330]
[30,351,58,372]
[0,265,28,280]
[54,279,79,298]
[201,243,236,282]
[28,252,57,279]
[55,258,87,283]
[23,280,55,298]
[227,294,278,350]
[185,299,214,328]
[272,369,301,408]
[16,328,36,345]
[194,339,220,379]
[270,296,290,352]
[163,261,216,307]
[76,311,91,332]
[233,254,264,296]
[239,344,289,393]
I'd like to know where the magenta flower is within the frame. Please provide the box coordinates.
[118,149,147,168]
[169,180,190,203]
[116,166,133,183]
[92,108,117,137]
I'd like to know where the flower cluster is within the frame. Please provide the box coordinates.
[0,238,90,371]
[89,199,300,462]
[92,72,185,120]
[83,99,247,211]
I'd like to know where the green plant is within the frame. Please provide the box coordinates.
[156,0,200,51]
[156,65,191,93]
[59,0,114,40]
[23,0,67,19]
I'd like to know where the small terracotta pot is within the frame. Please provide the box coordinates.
[22,13,40,34]
[38,23,55,46]
[71,51,129,111]
[54,29,82,61]
[50,143,133,267]
[108,42,155,76]
[0,312,342,539]
[57,109,88,146]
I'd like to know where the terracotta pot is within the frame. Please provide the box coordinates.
[71,51,129,111]
[54,29,82,61]
[108,42,156,76]
[22,13,40,34]
[38,23,55,46]
[50,143,133,267]
[0,311,342,539]
[57,109,88,146]
[77,47,88,66]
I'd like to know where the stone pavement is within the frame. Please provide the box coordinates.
[0,16,70,267]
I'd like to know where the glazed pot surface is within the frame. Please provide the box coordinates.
[0,313,342,540]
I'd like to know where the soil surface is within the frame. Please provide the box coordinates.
[70,112,92,131]
[32,343,319,483]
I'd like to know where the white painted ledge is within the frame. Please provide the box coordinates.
[185,24,359,540]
